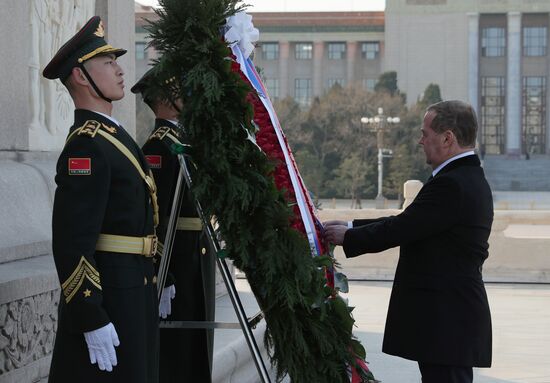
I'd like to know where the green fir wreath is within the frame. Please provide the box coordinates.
[146,1,377,382]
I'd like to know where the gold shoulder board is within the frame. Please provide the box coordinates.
[149,126,171,141]
[77,120,101,138]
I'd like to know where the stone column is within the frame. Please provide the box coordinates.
[96,0,136,138]
[313,41,324,97]
[467,13,479,114]
[279,41,290,99]
[506,11,522,156]
[346,41,358,86]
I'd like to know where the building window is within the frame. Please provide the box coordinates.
[262,43,279,60]
[136,42,147,60]
[481,27,506,57]
[327,78,345,89]
[362,78,377,91]
[328,43,346,60]
[361,42,379,59]
[522,76,547,155]
[481,77,506,155]
[294,78,312,106]
[523,27,547,57]
[295,43,313,60]
[265,78,280,99]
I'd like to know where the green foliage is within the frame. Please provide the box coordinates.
[374,71,399,96]
[147,1,375,382]
[278,84,430,201]
[419,83,442,108]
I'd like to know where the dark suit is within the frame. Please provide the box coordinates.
[344,154,493,370]
[142,119,215,383]
[49,109,159,383]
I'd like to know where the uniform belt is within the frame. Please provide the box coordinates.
[176,217,203,231]
[96,234,158,257]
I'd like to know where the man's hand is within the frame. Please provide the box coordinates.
[159,285,176,319]
[324,224,349,245]
[83,322,120,372]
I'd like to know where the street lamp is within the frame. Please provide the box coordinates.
[360,107,400,209]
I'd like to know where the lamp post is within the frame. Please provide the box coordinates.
[361,107,400,209]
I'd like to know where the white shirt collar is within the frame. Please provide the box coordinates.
[94,111,121,127]
[432,150,476,177]
[168,119,179,126]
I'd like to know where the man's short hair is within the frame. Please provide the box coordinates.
[427,100,478,147]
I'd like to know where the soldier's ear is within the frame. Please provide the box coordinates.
[70,67,89,87]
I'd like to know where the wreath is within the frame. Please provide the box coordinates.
[147,1,377,382]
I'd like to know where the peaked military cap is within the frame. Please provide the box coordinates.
[43,16,127,82]
[131,67,156,97]
[132,66,178,106]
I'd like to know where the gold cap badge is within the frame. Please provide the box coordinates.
[94,21,105,37]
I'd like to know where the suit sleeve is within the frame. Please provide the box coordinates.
[52,136,111,333]
[143,139,178,286]
[344,176,461,257]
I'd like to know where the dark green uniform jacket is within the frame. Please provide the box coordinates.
[48,109,159,383]
[142,119,215,383]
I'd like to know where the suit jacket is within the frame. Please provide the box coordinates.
[142,119,215,382]
[49,109,159,383]
[344,154,493,367]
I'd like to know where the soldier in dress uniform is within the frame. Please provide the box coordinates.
[43,16,160,383]
[132,68,216,383]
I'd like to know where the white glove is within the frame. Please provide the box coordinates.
[83,322,120,372]
[159,285,176,319]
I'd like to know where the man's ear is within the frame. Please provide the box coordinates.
[440,130,454,148]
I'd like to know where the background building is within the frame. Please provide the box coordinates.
[251,12,384,105]
[385,0,550,158]
[135,7,385,106]
[135,1,550,190]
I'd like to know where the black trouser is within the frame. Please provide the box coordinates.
[419,362,473,383]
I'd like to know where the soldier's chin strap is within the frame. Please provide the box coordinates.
[170,100,181,114]
[79,64,113,103]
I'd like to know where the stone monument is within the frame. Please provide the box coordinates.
[0,1,135,382]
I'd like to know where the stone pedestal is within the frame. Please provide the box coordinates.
[403,179,423,209]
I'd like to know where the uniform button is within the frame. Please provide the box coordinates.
[144,276,148,285]
[152,275,158,284]
[201,247,207,255]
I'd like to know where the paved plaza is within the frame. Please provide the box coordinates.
[228,279,550,383]
[346,281,550,383]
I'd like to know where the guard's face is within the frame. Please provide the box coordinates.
[84,54,125,101]
[419,110,446,168]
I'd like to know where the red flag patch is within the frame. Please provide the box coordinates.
[145,155,162,169]
[68,158,91,175]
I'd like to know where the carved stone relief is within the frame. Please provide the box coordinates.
[29,0,95,150]
[0,289,59,374]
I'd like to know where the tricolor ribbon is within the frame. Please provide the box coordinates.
[230,44,323,257]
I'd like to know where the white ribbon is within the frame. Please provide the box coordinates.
[225,11,259,62]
